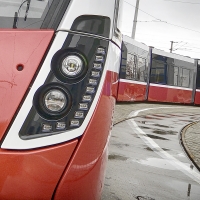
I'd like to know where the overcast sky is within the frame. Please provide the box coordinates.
[121,0,200,59]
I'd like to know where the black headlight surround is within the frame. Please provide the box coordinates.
[19,33,109,140]
[33,83,72,120]
[51,48,88,84]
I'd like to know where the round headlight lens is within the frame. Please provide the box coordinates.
[44,89,67,112]
[61,55,83,77]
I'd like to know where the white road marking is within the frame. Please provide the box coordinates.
[127,107,200,184]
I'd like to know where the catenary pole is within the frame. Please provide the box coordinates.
[170,41,174,53]
[131,0,140,39]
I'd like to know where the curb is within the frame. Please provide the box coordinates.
[180,121,200,171]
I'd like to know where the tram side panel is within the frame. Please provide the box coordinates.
[148,49,195,104]
[194,61,200,105]
[117,37,149,102]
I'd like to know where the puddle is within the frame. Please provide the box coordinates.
[140,121,156,125]
[190,117,200,120]
[139,126,151,129]
[113,143,130,148]
[179,120,194,123]
[153,129,177,135]
[153,124,171,128]
[134,157,177,170]
[167,114,188,117]
[146,134,169,140]
[151,114,168,117]
[144,116,161,120]
[144,147,170,152]
[137,196,155,200]
[144,147,154,151]
[108,154,128,161]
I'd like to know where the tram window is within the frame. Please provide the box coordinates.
[138,57,147,81]
[150,59,166,84]
[173,67,179,86]
[0,0,52,29]
[123,42,149,82]
[196,64,200,89]
[126,53,147,82]
[180,68,190,87]
[0,0,71,30]
[126,54,133,80]
[150,68,166,84]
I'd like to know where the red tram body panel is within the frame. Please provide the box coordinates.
[117,80,146,101]
[0,0,122,199]
[0,141,78,200]
[148,84,193,104]
[0,30,54,140]
[195,90,200,104]
[54,71,117,199]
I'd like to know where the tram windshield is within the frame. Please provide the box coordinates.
[0,0,54,29]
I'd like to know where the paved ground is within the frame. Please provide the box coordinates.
[113,102,200,170]
[102,102,200,200]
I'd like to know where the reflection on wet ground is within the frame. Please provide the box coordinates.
[152,124,171,128]
[132,157,179,170]
[113,143,130,148]
[102,111,200,200]
[137,196,155,200]
[153,129,177,135]
[146,134,169,140]
[144,147,170,152]
[108,154,128,161]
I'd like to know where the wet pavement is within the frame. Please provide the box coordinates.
[102,103,200,200]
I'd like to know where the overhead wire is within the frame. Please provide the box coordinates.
[123,0,200,55]
[124,0,200,34]
[161,0,200,5]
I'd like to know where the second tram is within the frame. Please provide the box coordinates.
[118,35,200,105]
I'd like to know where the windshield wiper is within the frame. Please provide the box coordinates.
[24,0,31,21]
[13,12,18,29]
[12,0,32,28]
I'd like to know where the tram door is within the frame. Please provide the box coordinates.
[117,36,149,101]
[194,60,200,104]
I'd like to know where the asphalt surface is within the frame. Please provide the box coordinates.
[102,102,200,200]
[113,102,200,170]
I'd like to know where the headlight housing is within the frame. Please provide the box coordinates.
[34,84,72,120]
[19,35,108,140]
[51,49,88,84]
[61,55,83,77]
[44,89,67,112]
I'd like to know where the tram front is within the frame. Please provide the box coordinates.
[0,0,122,199]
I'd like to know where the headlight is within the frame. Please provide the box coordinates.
[61,55,83,77]
[44,89,67,112]
[33,84,72,120]
[51,49,88,84]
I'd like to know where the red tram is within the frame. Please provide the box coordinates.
[0,0,122,199]
[118,35,200,105]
